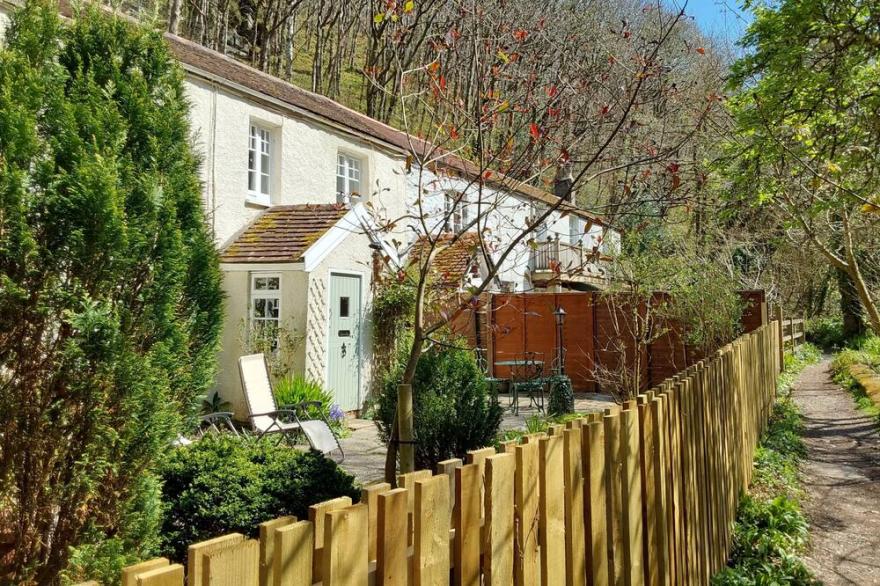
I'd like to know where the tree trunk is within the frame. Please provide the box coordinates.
[837,268,865,337]
[383,335,423,484]
[167,0,181,34]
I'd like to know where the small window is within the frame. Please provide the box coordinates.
[444,191,469,233]
[339,296,350,318]
[248,124,272,205]
[250,273,281,351]
[336,153,363,199]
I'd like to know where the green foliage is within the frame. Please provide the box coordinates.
[494,411,598,446]
[61,475,163,585]
[547,374,575,416]
[714,348,819,584]
[726,0,880,336]
[273,374,347,435]
[0,3,223,582]
[831,335,880,421]
[200,390,232,415]
[375,345,503,469]
[714,495,816,586]
[157,434,359,562]
[239,318,305,382]
[805,317,847,350]
[370,280,417,400]
[603,233,743,399]
[274,374,334,409]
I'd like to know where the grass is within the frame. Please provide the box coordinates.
[713,343,820,586]
[493,411,599,446]
[830,335,880,422]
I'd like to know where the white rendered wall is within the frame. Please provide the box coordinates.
[400,166,616,291]
[183,75,409,247]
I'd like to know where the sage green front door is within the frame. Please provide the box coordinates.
[328,273,362,410]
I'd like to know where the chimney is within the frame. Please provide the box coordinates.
[554,161,575,202]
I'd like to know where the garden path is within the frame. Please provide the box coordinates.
[793,358,880,585]
[339,393,615,484]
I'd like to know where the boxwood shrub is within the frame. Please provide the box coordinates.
[157,434,359,561]
[375,346,503,470]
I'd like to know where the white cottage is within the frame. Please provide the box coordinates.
[0,0,619,416]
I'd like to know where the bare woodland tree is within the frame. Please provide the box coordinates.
[354,0,724,481]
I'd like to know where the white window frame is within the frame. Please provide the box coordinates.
[248,124,272,206]
[336,152,363,200]
[249,273,281,350]
[444,191,469,233]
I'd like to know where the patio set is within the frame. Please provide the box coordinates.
[479,349,567,415]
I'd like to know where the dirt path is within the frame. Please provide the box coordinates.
[792,358,880,585]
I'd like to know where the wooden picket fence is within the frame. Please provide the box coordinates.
[114,322,781,586]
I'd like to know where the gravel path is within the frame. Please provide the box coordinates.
[792,358,880,585]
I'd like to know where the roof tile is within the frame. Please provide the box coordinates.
[220,204,348,263]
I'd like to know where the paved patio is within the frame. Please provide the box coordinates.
[339,393,616,484]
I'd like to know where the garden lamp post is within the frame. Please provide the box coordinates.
[554,306,566,375]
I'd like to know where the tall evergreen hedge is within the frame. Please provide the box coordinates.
[0,2,223,582]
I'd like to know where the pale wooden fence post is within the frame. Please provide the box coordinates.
[514,441,539,586]
[376,488,408,586]
[115,322,786,586]
[485,453,515,585]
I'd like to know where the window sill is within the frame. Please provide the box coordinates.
[246,194,272,209]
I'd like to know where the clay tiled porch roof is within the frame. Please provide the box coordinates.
[220,204,348,263]
[409,232,483,286]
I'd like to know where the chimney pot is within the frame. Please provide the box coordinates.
[554,161,575,202]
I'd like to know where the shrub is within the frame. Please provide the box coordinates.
[0,4,223,582]
[157,434,359,561]
[273,374,346,435]
[274,374,334,409]
[375,346,503,470]
[547,375,575,416]
[806,317,847,350]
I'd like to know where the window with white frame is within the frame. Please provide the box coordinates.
[336,153,363,200]
[250,274,281,351]
[444,191,469,233]
[248,124,272,205]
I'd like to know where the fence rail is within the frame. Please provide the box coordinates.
[781,318,806,347]
[111,322,782,586]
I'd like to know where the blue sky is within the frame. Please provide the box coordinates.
[666,0,754,46]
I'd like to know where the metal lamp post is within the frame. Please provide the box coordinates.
[554,306,566,375]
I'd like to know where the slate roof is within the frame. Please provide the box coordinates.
[220,204,348,263]
[55,0,610,227]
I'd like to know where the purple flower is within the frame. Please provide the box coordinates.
[329,404,345,422]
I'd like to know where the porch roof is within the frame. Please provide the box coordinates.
[409,232,483,286]
[220,204,348,263]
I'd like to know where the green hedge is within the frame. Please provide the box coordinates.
[157,435,359,561]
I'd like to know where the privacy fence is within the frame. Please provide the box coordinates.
[111,322,781,586]
[454,290,767,392]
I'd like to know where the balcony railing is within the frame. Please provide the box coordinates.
[529,239,608,285]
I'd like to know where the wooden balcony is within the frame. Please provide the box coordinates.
[528,239,609,290]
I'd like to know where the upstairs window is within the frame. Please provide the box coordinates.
[250,274,281,351]
[444,191,470,233]
[337,153,362,200]
[248,124,272,205]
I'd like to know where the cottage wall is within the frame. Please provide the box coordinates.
[183,76,409,248]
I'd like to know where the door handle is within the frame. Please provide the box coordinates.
[341,342,347,357]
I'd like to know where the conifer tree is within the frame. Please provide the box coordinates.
[0,2,223,582]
